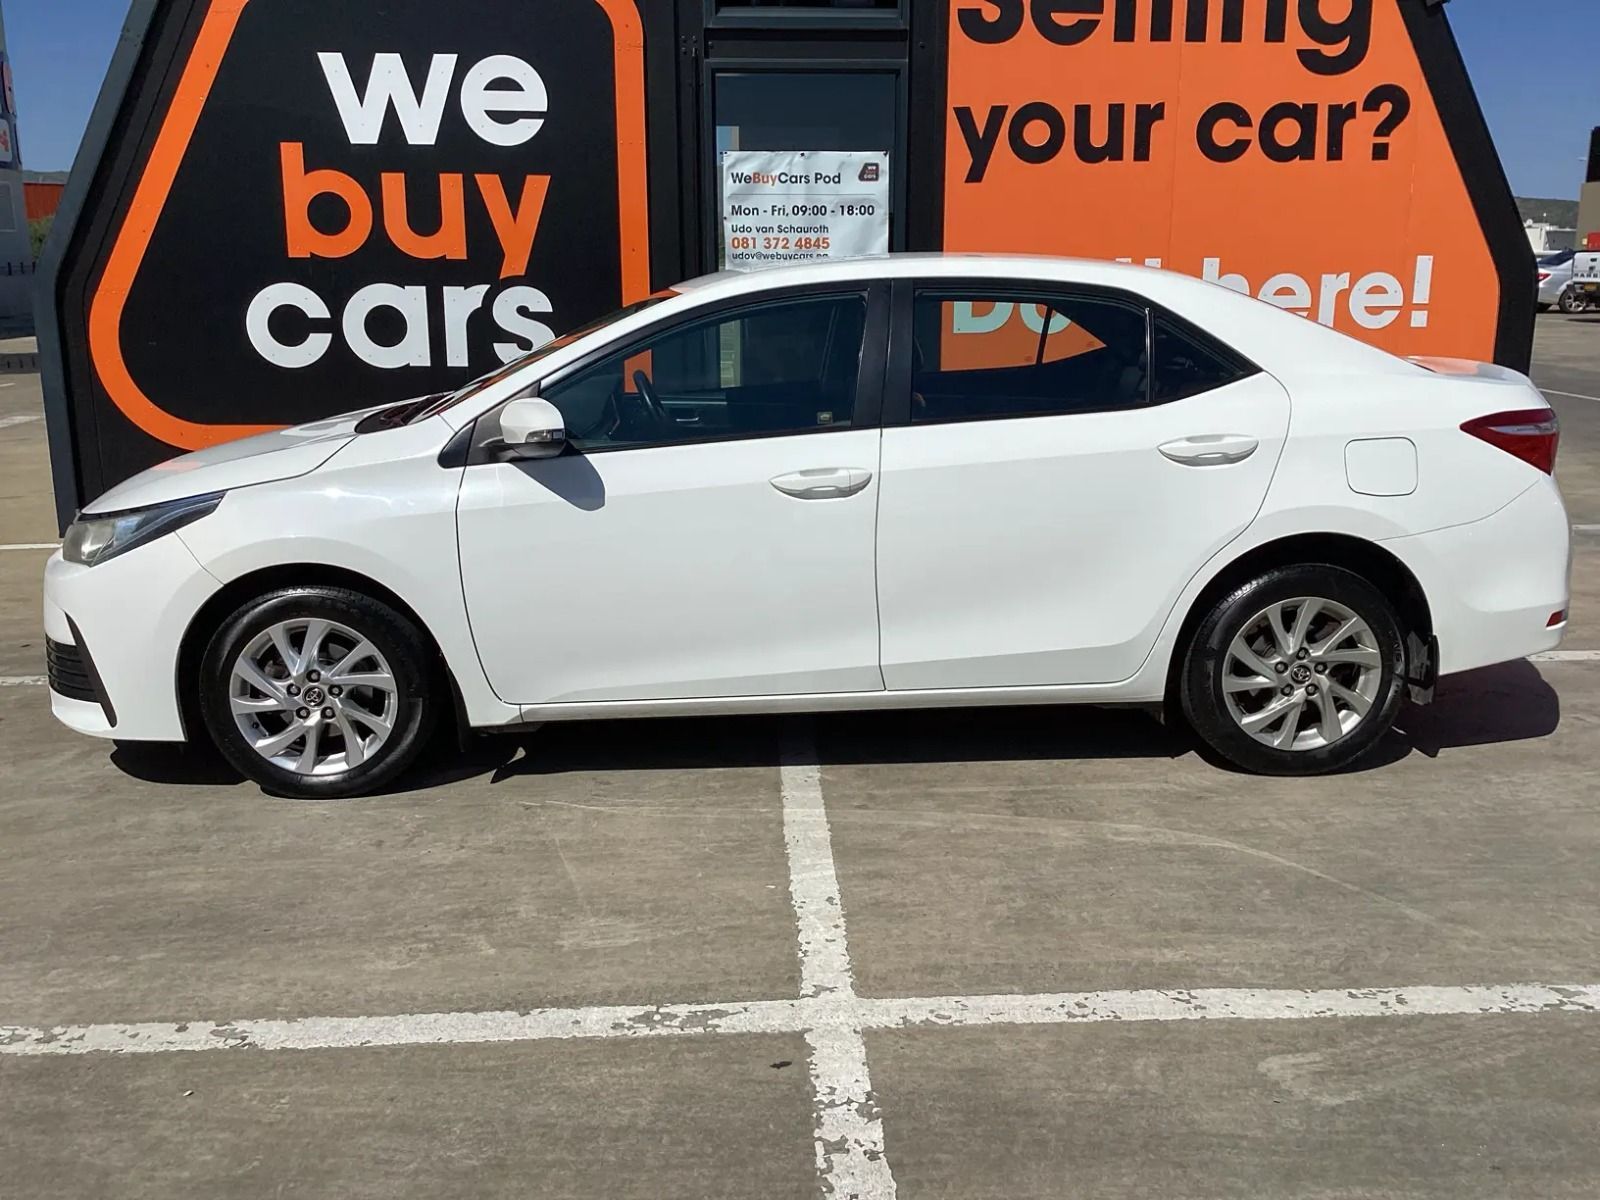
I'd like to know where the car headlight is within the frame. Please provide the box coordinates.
[62,492,225,567]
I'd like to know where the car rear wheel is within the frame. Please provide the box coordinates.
[1180,565,1407,776]
[199,587,437,798]
[1559,287,1586,314]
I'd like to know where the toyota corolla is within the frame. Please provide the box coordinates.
[44,255,1570,797]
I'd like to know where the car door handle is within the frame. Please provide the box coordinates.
[1159,435,1260,467]
[769,468,873,499]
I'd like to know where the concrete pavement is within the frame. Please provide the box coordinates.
[3,316,1599,1197]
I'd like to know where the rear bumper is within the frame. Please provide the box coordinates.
[1382,478,1571,676]
[42,535,221,741]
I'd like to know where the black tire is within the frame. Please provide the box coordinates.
[1179,565,1406,776]
[198,587,438,798]
[1559,287,1586,315]
[1536,303,1552,314]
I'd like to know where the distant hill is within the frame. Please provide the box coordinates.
[1517,197,1579,227]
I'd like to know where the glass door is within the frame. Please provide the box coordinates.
[703,67,904,273]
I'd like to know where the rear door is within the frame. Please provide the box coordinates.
[874,280,1291,690]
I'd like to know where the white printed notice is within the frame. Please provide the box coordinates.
[721,150,890,272]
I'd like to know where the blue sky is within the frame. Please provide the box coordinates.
[7,0,1600,198]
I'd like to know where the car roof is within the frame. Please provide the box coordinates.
[673,252,1166,300]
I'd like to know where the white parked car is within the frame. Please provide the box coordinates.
[1537,249,1584,313]
[45,255,1570,797]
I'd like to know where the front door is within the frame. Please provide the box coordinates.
[456,287,887,705]
[874,283,1292,690]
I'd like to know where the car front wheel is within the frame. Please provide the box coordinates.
[199,587,438,798]
[1180,565,1407,776]
[1559,287,1586,314]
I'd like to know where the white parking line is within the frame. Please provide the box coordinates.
[0,542,58,551]
[861,982,1600,1029]
[0,413,41,429]
[1542,388,1600,403]
[782,739,856,1001]
[6,983,1597,1058]
[1531,650,1600,662]
[0,999,809,1055]
[782,723,898,1199]
[0,675,46,687]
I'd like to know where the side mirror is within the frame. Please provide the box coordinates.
[497,396,567,459]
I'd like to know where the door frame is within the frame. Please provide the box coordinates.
[701,0,909,33]
[695,55,912,276]
[882,276,1264,426]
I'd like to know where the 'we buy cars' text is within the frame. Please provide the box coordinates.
[249,53,563,373]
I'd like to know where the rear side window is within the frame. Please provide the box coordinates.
[1150,316,1257,404]
[909,292,1149,423]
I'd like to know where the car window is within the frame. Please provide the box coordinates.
[541,293,868,451]
[909,291,1149,423]
[412,293,677,423]
[1538,250,1576,267]
[1150,316,1256,403]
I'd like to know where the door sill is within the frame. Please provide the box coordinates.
[506,679,1159,726]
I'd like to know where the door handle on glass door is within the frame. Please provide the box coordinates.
[1158,435,1259,467]
[768,468,873,499]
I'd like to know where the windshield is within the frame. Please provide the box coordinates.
[406,293,678,423]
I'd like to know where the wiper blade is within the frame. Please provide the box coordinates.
[355,395,445,433]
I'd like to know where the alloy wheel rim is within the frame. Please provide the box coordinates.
[228,618,398,777]
[1221,596,1383,752]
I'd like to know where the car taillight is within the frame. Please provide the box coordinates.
[1461,408,1560,474]
[1539,271,1552,282]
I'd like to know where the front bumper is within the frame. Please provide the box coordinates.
[42,533,222,741]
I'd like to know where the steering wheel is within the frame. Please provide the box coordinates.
[631,370,670,427]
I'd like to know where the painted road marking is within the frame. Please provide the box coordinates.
[0,676,47,687]
[1542,388,1600,403]
[0,1000,808,1055]
[0,542,58,551]
[6,983,1598,1058]
[862,983,1600,1028]
[1531,650,1600,662]
[782,722,898,1199]
[0,413,41,429]
[783,732,856,1002]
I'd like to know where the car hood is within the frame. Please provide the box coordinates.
[81,404,390,515]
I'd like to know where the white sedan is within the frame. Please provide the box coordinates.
[44,255,1570,797]
[1537,250,1583,314]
